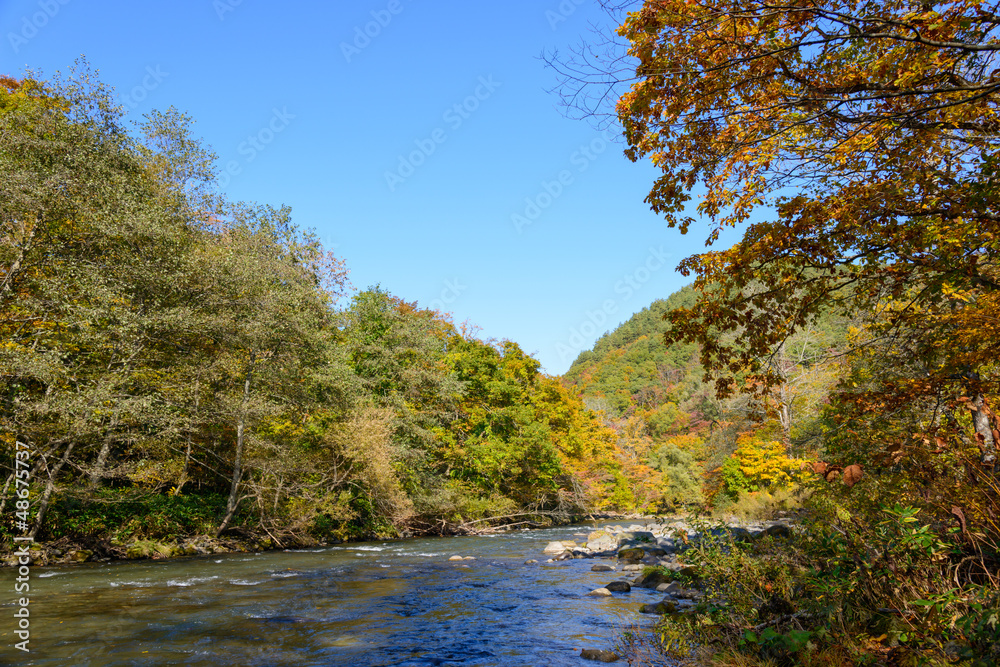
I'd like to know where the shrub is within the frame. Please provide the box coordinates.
[41,490,224,542]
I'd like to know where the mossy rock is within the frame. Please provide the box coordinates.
[618,531,656,543]
[634,568,673,589]
[617,547,645,561]
[125,540,174,560]
[65,549,92,563]
[639,599,677,615]
[759,524,792,539]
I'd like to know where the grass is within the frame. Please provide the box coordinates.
[711,486,809,522]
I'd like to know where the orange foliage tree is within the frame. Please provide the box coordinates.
[614,0,1000,470]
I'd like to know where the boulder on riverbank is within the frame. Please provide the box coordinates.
[618,531,656,543]
[620,542,667,557]
[616,547,645,561]
[639,599,677,615]
[66,549,93,563]
[760,524,792,539]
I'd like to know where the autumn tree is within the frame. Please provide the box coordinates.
[601,1,1000,468]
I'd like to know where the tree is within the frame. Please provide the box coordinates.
[193,204,349,535]
[0,66,359,542]
[444,338,564,504]
[0,67,204,533]
[609,0,1000,465]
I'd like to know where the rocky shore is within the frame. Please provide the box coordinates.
[0,534,278,568]
[534,518,796,663]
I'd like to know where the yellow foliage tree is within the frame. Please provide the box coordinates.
[722,434,806,496]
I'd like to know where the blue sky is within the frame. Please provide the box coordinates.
[1,0,739,375]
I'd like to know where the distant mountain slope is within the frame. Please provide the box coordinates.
[562,285,713,422]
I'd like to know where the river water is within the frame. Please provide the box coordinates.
[4,522,670,666]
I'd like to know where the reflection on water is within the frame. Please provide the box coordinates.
[2,524,668,666]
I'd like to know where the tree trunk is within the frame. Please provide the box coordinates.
[216,359,252,536]
[88,410,123,486]
[971,394,996,467]
[29,441,76,540]
[173,382,199,496]
[0,218,37,305]
[0,473,13,516]
[771,341,792,451]
[2,440,62,515]
[89,434,114,487]
[777,384,791,450]
[172,437,193,497]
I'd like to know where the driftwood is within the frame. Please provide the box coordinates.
[455,511,576,535]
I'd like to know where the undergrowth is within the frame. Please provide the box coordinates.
[620,472,1000,667]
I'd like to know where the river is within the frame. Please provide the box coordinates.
[4,522,670,666]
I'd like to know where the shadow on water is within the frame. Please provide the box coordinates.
[3,524,669,666]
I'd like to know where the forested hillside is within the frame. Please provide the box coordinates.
[563,283,850,514]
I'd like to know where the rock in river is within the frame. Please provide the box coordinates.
[591,563,615,572]
[543,541,566,554]
[617,547,646,562]
[760,524,792,539]
[605,580,631,592]
[618,531,656,543]
[580,648,619,662]
[586,530,617,552]
[633,569,673,589]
